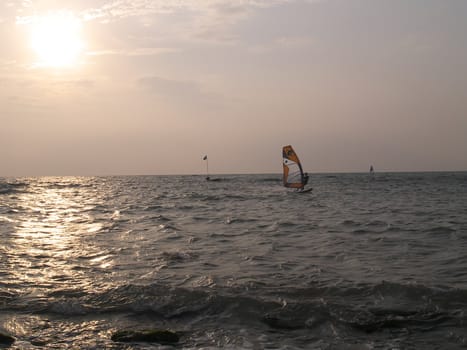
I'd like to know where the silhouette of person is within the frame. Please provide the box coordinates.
[303,172,309,187]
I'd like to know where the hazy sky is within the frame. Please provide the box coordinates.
[1,0,466,176]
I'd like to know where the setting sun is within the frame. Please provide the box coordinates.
[29,11,84,68]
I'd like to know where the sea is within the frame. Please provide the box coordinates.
[1,172,466,349]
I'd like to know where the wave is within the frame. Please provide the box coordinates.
[427,226,456,235]
[0,181,29,195]
[3,281,466,332]
[1,280,466,349]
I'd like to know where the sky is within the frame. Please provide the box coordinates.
[1,0,466,176]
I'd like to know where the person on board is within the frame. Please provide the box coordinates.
[303,173,309,187]
[296,172,309,191]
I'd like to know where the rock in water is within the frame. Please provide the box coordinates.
[0,330,15,346]
[111,329,179,344]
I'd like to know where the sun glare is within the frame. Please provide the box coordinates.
[30,11,84,68]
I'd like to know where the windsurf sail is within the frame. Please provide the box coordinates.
[282,145,307,189]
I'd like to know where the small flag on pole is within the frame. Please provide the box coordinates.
[203,155,208,160]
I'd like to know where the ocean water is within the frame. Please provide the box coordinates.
[1,172,467,349]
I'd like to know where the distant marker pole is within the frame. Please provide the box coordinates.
[203,155,209,180]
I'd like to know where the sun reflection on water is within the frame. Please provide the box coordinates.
[7,177,114,292]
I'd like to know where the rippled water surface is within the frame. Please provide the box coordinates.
[1,173,467,349]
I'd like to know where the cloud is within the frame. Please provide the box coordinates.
[12,0,296,59]
[82,0,197,22]
[80,0,291,40]
[81,0,290,20]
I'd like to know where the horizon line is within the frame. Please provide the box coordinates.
[1,170,466,178]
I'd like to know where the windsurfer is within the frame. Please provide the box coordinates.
[282,145,311,193]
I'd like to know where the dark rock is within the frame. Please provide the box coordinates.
[0,330,15,346]
[111,329,179,344]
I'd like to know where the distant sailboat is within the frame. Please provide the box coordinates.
[282,145,311,192]
[202,155,221,181]
[369,165,375,181]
